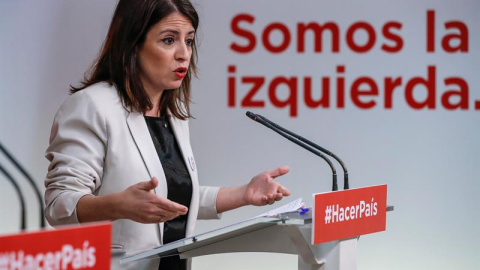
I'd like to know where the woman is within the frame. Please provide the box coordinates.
[44,0,290,269]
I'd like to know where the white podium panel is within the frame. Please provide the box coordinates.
[120,211,359,270]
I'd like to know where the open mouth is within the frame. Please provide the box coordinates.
[174,67,187,79]
[175,67,187,73]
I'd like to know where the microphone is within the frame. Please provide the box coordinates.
[246,111,339,191]
[0,143,46,228]
[0,164,26,230]
[255,113,349,190]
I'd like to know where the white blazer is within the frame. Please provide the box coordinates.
[44,83,220,269]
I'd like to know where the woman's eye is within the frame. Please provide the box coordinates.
[162,37,174,45]
[186,38,194,46]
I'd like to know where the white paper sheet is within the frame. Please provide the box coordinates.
[254,197,305,218]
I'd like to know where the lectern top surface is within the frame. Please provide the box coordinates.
[120,214,311,264]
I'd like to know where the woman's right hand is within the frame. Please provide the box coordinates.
[119,177,188,223]
[76,177,188,224]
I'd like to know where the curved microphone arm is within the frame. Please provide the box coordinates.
[256,113,349,190]
[0,164,26,230]
[246,112,338,191]
[0,142,45,228]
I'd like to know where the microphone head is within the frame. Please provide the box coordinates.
[246,111,257,121]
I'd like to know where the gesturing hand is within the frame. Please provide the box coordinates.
[243,166,291,206]
[120,177,188,223]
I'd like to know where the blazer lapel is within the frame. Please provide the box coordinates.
[126,111,167,243]
[169,115,199,237]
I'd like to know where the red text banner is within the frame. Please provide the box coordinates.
[0,222,111,270]
[313,185,387,244]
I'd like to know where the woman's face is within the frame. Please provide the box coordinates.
[138,12,195,94]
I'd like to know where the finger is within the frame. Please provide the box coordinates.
[151,209,180,223]
[156,197,188,214]
[267,195,276,205]
[150,177,159,187]
[274,193,283,201]
[277,185,291,196]
[261,196,269,206]
[159,213,175,223]
[158,213,178,223]
[156,215,166,223]
[136,177,158,191]
[267,165,290,179]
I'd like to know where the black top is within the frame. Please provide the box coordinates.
[145,115,192,270]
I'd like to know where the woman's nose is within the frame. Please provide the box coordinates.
[175,42,190,62]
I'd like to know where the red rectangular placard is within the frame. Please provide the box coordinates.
[313,185,387,244]
[0,222,111,270]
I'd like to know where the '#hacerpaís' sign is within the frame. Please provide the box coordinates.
[313,185,387,244]
[0,222,111,270]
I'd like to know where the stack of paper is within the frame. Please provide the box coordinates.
[254,198,305,218]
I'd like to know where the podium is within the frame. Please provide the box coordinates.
[120,210,360,270]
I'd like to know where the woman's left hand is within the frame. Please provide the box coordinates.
[216,165,291,213]
[243,165,291,206]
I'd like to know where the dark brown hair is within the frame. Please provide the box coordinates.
[71,0,199,120]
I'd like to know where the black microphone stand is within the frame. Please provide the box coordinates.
[0,164,26,230]
[0,142,46,228]
[256,113,349,190]
[246,111,339,191]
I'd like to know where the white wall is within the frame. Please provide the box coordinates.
[1,1,478,269]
